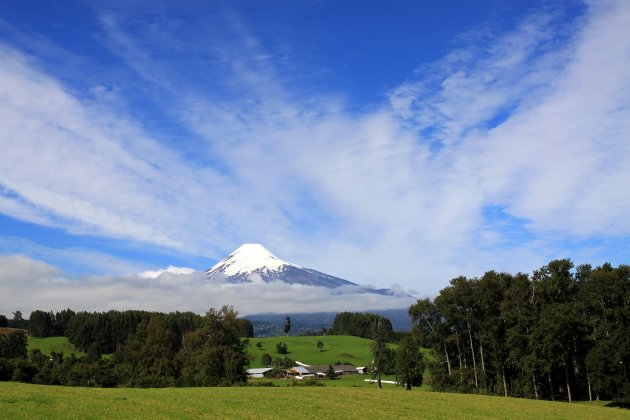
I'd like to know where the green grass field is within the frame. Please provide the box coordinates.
[1,382,627,419]
[247,335,374,367]
[27,336,83,357]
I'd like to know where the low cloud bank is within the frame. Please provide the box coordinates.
[0,255,416,316]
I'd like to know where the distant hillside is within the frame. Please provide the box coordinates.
[0,327,29,336]
[247,335,375,368]
[245,308,411,337]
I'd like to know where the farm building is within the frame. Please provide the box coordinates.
[328,365,359,375]
[246,368,274,378]
[285,364,359,378]
[285,366,313,377]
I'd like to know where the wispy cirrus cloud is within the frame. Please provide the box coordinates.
[389,9,574,146]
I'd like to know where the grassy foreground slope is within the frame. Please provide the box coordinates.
[1,382,627,419]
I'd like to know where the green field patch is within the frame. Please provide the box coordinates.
[247,335,374,367]
[27,336,83,357]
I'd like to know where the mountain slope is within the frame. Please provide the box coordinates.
[205,244,357,288]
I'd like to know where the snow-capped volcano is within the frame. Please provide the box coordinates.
[208,244,299,277]
[205,244,358,288]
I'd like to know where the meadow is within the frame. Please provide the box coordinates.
[1,381,627,419]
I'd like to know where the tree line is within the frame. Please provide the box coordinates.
[1,308,254,355]
[0,307,252,387]
[330,312,394,340]
[409,260,629,405]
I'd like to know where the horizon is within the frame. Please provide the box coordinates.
[1,0,629,315]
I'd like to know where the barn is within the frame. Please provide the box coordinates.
[246,367,274,378]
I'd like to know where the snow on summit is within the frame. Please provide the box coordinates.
[205,244,404,294]
[208,243,299,276]
[205,244,362,289]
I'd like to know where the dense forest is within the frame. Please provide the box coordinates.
[410,260,629,405]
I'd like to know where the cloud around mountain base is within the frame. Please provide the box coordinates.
[0,255,416,317]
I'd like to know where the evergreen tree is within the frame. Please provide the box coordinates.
[284,316,291,337]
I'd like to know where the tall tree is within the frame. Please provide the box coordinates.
[371,319,391,389]
[579,263,630,401]
[502,272,541,399]
[395,337,424,390]
[409,298,452,377]
[284,316,291,337]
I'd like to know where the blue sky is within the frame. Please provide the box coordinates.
[0,0,629,314]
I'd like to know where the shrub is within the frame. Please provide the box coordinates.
[276,342,288,354]
[261,353,272,366]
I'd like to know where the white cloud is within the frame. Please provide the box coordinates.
[139,266,196,279]
[0,255,415,316]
